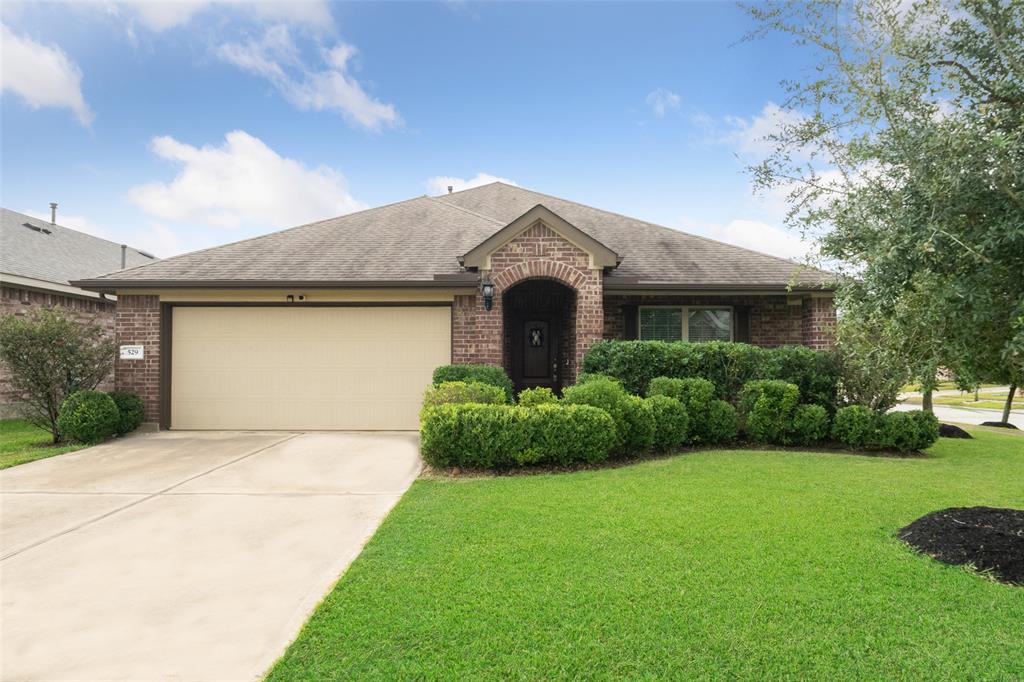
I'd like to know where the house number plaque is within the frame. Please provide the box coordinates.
[119,345,144,360]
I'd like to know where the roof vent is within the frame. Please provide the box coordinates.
[138,250,155,259]
[22,222,52,235]
[50,202,58,224]
[447,185,453,194]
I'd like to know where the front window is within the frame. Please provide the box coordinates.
[639,306,732,343]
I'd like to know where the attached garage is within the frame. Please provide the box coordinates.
[168,305,451,430]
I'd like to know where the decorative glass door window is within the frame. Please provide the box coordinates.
[638,306,733,342]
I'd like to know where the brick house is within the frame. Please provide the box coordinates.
[0,208,155,417]
[75,183,836,431]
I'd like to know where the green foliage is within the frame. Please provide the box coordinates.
[834,314,908,412]
[791,404,830,446]
[585,341,836,409]
[746,0,1024,409]
[575,372,621,386]
[518,387,558,407]
[432,365,515,402]
[648,377,717,444]
[56,391,119,444]
[831,406,883,450]
[422,381,506,417]
[420,404,531,469]
[0,308,116,443]
[702,400,739,445]
[526,404,617,466]
[878,411,940,453]
[419,403,616,469]
[644,395,690,452]
[563,377,655,454]
[107,392,145,435]
[739,380,801,445]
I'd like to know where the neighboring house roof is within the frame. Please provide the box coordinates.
[75,183,834,291]
[1,208,155,297]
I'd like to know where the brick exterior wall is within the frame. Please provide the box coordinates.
[603,294,836,349]
[451,221,604,383]
[113,295,162,422]
[0,286,116,416]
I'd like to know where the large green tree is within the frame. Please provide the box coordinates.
[746,0,1023,420]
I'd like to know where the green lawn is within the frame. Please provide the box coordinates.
[0,419,85,469]
[268,430,1024,680]
[902,393,1017,411]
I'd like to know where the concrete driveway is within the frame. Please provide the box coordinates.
[0,430,421,682]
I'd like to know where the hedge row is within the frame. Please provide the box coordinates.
[583,341,839,410]
[57,390,145,444]
[831,406,939,452]
[432,364,516,402]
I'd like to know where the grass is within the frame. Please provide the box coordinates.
[268,430,1024,680]
[902,393,1017,411]
[0,419,86,469]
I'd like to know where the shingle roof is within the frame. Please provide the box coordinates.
[77,183,834,290]
[1,208,155,289]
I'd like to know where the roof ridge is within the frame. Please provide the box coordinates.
[477,183,831,276]
[2,207,150,256]
[427,195,504,225]
[94,194,435,280]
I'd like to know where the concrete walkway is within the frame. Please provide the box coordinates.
[0,431,420,681]
[891,402,1024,429]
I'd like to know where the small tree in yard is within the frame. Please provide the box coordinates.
[0,309,116,443]
[745,0,1024,419]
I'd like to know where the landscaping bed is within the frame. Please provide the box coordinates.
[899,506,1024,585]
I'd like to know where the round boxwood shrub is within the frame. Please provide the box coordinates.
[422,380,506,414]
[108,391,145,435]
[739,380,800,445]
[831,405,882,449]
[791,404,829,445]
[648,377,717,444]
[432,364,515,402]
[518,386,558,407]
[879,410,940,452]
[420,403,532,468]
[527,404,617,465]
[57,390,119,444]
[645,395,689,452]
[563,377,654,454]
[702,399,739,444]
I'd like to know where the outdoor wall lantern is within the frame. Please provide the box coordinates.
[481,277,495,311]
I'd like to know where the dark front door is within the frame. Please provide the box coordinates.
[514,317,560,392]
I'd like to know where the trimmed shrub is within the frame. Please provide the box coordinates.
[703,400,739,444]
[420,404,531,468]
[432,364,515,402]
[108,392,145,436]
[422,381,506,414]
[879,411,940,452]
[831,405,882,449]
[527,404,617,465]
[739,380,800,445]
[791,404,830,445]
[648,377,717,444]
[56,391,119,444]
[575,372,621,386]
[583,340,838,410]
[563,377,655,454]
[518,387,558,407]
[645,395,689,452]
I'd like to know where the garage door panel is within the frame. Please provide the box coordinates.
[170,306,450,430]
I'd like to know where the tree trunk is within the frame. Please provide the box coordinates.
[1003,382,1017,424]
[922,388,933,413]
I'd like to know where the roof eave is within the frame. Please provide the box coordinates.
[72,276,480,294]
[602,279,837,294]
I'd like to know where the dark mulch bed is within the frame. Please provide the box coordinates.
[939,423,972,439]
[899,507,1024,586]
[980,421,1019,430]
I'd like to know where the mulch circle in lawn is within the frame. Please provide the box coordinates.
[980,421,1019,430]
[938,423,972,439]
[898,507,1024,586]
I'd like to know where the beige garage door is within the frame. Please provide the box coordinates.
[170,306,451,430]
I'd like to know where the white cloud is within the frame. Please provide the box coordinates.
[678,216,813,261]
[128,130,365,228]
[116,0,332,32]
[216,25,400,131]
[424,173,517,195]
[0,23,93,125]
[645,88,680,118]
[724,101,808,158]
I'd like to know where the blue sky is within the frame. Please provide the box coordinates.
[1,1,815,260]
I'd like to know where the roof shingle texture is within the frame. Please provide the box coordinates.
[1,208,154,287]
[84,183,833,288]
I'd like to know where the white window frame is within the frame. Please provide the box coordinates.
[638,305,735,343]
